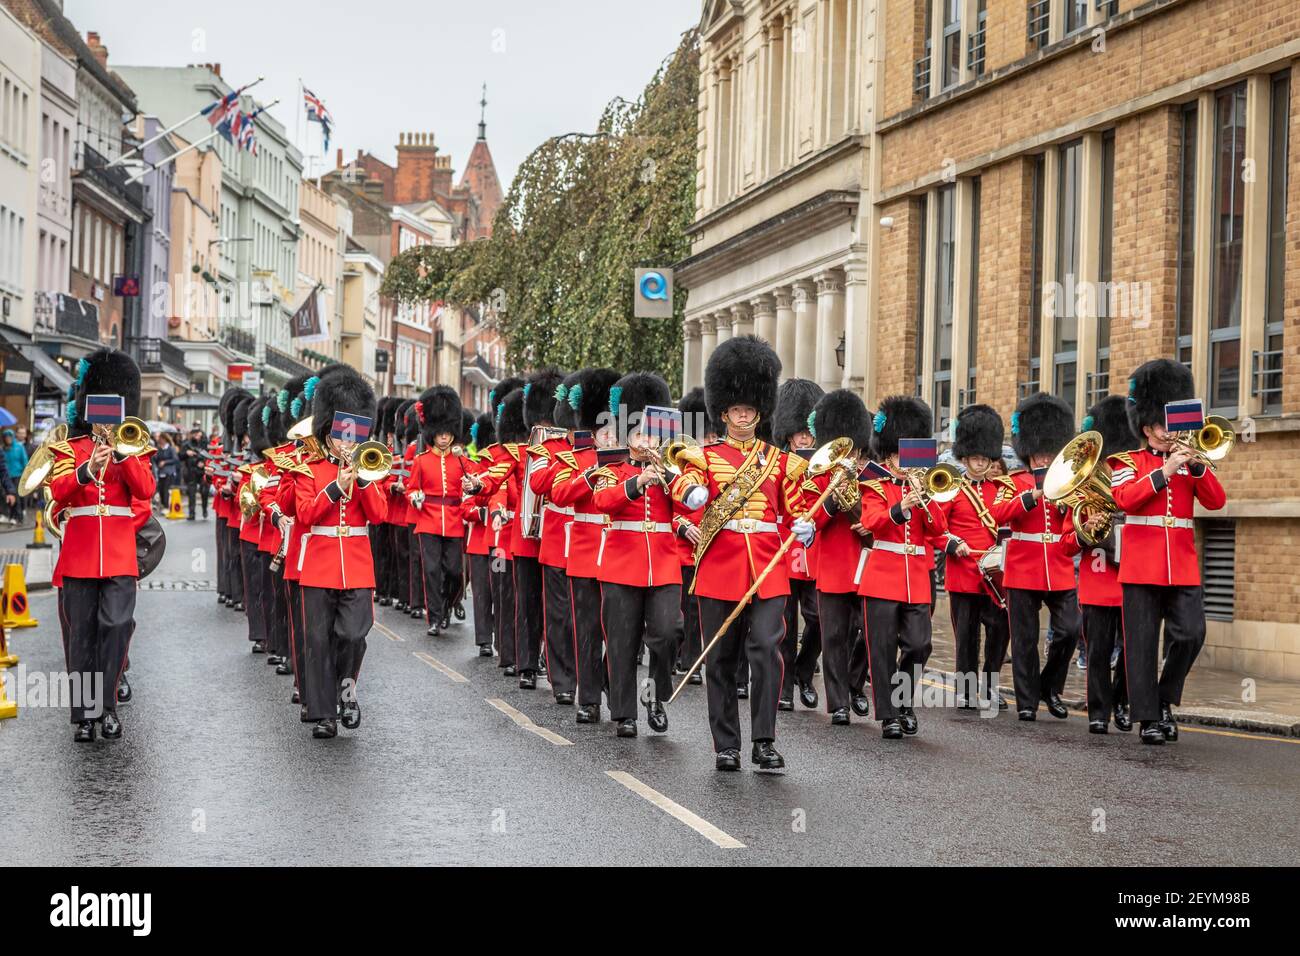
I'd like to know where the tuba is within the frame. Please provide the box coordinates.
[1043,430,1117,548]
[240,464,270,518]
[18,423,68,497]
[1172,415,1234,470]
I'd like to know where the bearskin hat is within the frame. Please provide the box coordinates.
[569,367,621,432]
[1011,392,1075,464]
[1127,358,1194,441]
[677,386,709,441]
[489,376,525,412]
[419,385,462,442]
[470,411,496,451]
[278,373,312,427]
[523,368,565,429]
[870,395,932,459]
[66,348,142,438]
[952,404,1004,461]
[554,371,582,431]
[496,388,529,445]
[373,397,393,440]
[265,395,287,446]
[459,408,475,446]
[247,397,271,456]
[401,400,420,444]
[609,371,672,433]
[1084,394,1138,459]
[219,386,252,452]
[809,389,872,453]
[772,378,825,448]
[231,393,256,445]
[704,335,781,427]
[311,368,376,447]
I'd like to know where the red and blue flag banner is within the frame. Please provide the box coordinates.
[597,447,629,467]
[898,438,938,470]
[572,430,594,450]
[330,412,372,443]
[641,405,682,444]
[1165,399,1205,432]
[84,394,125,426]
[861,460,893,481]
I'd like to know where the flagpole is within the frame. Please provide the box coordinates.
[295,77,303,160]
[108,76,265,168]
[125,129,221,183]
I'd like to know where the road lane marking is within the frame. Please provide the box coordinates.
[1180,725,1300,744]
[486,698,572,746]
[414,651,468,683]
[604,771,745,849]
[372,620,404,642]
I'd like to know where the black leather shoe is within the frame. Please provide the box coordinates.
[266,654,282,666]
[777,697,794,712]
[426,625,440,637]
[101,713,122,739]
[276,660,293,676]
[798,681,818,709]
[736,684,749,699]
[454,604,466,621]
[300,704,310,723]
[439,612,451,630]
[1158,702,1179,742]
[312,719,337,739]
[715,749,740,771]
[688,671,702,685]
[519,672,537,690]
[1140,721,1166,745]
[751,741,785,770]
[233,602,244,612]
[850,693,870,717]
[830,707,850,726]
[478,645,494,657]
[503,665,517,677]
[646,701,668,733]
[1018,708,1036,721]
[218,593,227,604]
[555,691,574,705]
[1088,719,1108,734]
[881,718,904,739]
[1044,692,1068,719]
[379,597,392,607]
[898,706,919,736]
[222,595,233,607]
[340,700,361,730]
[395,601,407,612]
[291,688,300,704]
[116,674,132,703]
[73,720,96,743]
[1113,703,1132,732]
[251,640,265,654]
[575,704,600,724]
[410,607,424,619]
[616,719,638,738]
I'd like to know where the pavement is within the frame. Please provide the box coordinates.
[2,517,1298,866]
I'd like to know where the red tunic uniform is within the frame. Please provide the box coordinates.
[590,460,682,588]
[808,470,871,594]
[408,446,468,537]
[527,437,575,569]
[293,459,389,589]
[548,447,607,579]
[987,471,1079,592]
[940,476,1017,595]
[1108,449,1226,587]
[856,478,949,604]
[475,443,538,560]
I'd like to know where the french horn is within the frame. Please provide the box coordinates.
[1043,430,1117,548]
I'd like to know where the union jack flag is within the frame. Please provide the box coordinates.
[200,80,256,127]
[303,86,333,151]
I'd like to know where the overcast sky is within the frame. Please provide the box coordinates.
[64,0,701,186]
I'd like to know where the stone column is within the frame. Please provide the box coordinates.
[791,279,818,381]
[683,317,702,391]
[698,314,718,372]
[750,293,776,347]
[730,301,754,339]
[773,287,797,374]
[714,309,733,346]
[814,270,846,390]
[842,256,871,394]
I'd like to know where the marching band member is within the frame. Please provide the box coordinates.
[218,388,252,612]
[463,411,499,656]
[940,404,1015,709]
[451,408,477,624]
[48,348,157,742]
[805,389,872,725]
[549,367,621,722]
[771,378,824,711]
[1071,395,1133,734]
[371,398,398,608]
[239,397,273,656]
[672,386,710,684]
[986,393,1081,722]
[1110,360,1226,744]
[256,394,295,677]
[400,403,425,621]
[295,368,387,739]
[588,373,681,738]
[408,386,468,637]
[477,383,527,675]
[207,405,234,607]
[856,396,949,740]
[671,336,813,772]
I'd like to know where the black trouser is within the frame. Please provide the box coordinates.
[848,601,868,692]
[157,475,175,513]
[417,533,463,626]
[215,516,228,596]
[816,591,857,713]
[370,525,388,600]
[393,525,411,605]
[267,561,289,658]
[1006,587,1081,713]
[186,479,209,519]
[493,558,516,668]
[225,523,244,606]
[241,540,268,644]
[676,565,701,668]
[784,578,821,694]
[287,579,306,695]
[469,553,495,647]
[407,524,423,611]
[542,564,576,696]
[1083,603,1128,722]
[699,594,785,753]
[59,576,136,724]
[1122,583,1205,723]
[602,581,678,722]
[864,597,932,721]
[301,585,372,723]
[513,555,543,674]
[947,590,1010,702]
[570,575,604,706]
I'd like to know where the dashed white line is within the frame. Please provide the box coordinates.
[485,697,572,746]
[604,770,746,849]
[413,651,468,683]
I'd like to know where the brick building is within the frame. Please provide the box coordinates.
[872,0,1300,678]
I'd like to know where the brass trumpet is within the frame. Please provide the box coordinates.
[343,440,394,482]
[1043,430,1117,548]
[645,434,706,490]
[904,462,962,521]
[92,416,152,480]
[1172,415,1235,470]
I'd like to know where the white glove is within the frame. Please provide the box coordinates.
[683,485,709,510]
[792,518,815,547]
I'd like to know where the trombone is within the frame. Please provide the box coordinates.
[1171,415,1235,471]
[92,416,152,481]
[903,462,962,522]
[331,438,393,483]
[1043,430,1118,548]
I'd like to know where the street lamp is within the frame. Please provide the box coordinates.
[834,333,846,370]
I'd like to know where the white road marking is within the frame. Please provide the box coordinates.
[413,651,468,683]
[485,697,572,746]
[604,770,746,849]
[372,620,404,642]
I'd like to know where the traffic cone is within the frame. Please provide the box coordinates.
[0,624,15,668]
[0,666,15,720]
[1,564,38,629]
[26,508,51,549]
[166,487,185,520]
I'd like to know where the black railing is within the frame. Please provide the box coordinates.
[53,294,101,342]
[80,144,145,211]
[463,352,503,381]
[1095,0,1118,17]
[968,22,987,76]
[1252,348,1283,411]
[266,345,312,378]
[219,325,256,357]
[1027,0,1051,49]
[127,336,189,376]
[913,52,931,98]
[1084,369,1110,409]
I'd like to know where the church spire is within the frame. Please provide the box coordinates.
[477,83,487,141]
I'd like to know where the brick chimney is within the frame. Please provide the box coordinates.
[394,131,453,205]
[85,31,108,69]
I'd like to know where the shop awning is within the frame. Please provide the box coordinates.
[0,329,75,392]
[164,390,222,410]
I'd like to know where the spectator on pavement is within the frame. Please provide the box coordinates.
[2,429,27,522]
[181,424,209,519]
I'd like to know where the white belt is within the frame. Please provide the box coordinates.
[608,520,672,533]
[545,503,574,517]
[66,505,133,518]
[723,519,779,534]
[853,547,870,584]
[1011,532,1062,544]
[872,540,928,556]
[308,525,369,537]
[1124,515,1193,529]
[571,512,606,525]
